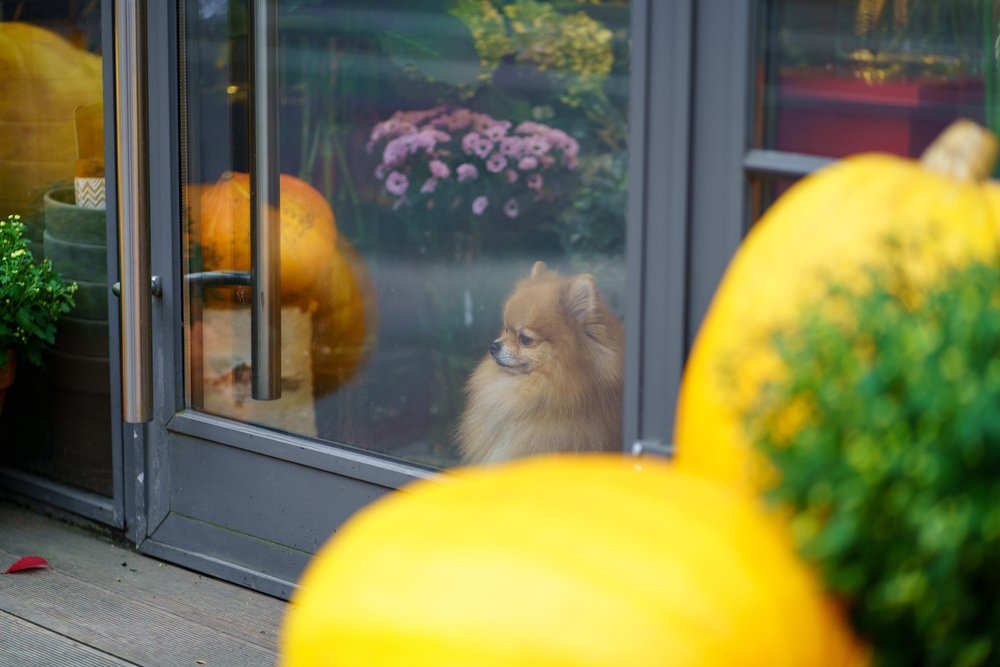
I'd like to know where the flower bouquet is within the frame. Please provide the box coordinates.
[366,106,581,254]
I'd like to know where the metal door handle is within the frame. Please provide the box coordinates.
[248,0,282,400]
[114,0,152,423]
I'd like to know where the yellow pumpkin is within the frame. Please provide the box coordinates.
[674,120,1000,488]
[280,455,867,667]
[0,23,103,225]
[196,172,337,298]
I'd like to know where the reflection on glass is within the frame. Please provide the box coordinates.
[182,1,630,468]
[749,176,798,226]
[757,1,990,159]
[0,2,111,496]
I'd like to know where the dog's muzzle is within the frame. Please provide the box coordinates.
[489,340,520,369]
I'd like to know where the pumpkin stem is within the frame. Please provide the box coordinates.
[919,119,999,181]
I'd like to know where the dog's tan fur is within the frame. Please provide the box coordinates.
[457,261,624,464]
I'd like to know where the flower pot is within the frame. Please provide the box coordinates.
[40,187,113,494]
[0,348,15,415]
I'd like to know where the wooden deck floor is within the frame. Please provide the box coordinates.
[0,499,288,667]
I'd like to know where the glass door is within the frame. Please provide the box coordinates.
[181,0,630,465]
[140,0,639,597]
[0,0,122,525]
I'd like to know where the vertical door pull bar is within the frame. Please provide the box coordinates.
[248,0,282,400]
[114,0,152,423]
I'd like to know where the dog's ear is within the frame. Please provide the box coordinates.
[562,274,597,323]
[530,261,549,279]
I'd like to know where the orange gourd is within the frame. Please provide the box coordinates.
[309,236,377,395]
[193,172,377,393]
[280,455,868,667]
[197,172,337,298]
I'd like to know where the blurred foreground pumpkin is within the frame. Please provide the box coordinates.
[191,172,377,394]
[674,119,1000,488]
[280,455,867,667]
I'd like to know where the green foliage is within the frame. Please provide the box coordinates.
[0,215,77,367]
[377,2,483,89]
[451,0,616,107]
[746,256,1000,667]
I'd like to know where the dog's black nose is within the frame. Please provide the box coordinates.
[489,340,502,357]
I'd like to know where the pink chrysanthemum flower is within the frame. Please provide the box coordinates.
[429,160,450,179]
[503,198,519,219]
[456,163,478,182]
[486,154,508,173]
[472,196,489,215]
[385,171,409,196]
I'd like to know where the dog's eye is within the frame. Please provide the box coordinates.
[518,333,535,347]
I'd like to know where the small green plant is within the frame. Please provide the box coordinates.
[745,255,1000,667]
[0,214,77,368]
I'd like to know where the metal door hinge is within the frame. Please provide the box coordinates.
[630,439,675,459]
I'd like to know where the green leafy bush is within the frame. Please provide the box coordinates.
[746,256,1000,667]
[0,214,77,367]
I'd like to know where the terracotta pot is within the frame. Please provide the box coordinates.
[0,347,15,414]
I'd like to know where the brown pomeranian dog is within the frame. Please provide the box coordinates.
[457,261,625,464]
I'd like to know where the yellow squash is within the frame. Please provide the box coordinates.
[674,120,1000,488]
[280,455,867,667]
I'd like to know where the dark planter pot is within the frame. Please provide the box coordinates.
[41,187,112,495]
[42,187,109,359]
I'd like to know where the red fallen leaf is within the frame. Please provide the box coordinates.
[4,556,50,574]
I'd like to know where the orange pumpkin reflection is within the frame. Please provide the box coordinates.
[189,172,376,412]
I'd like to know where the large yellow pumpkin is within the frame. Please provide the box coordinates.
[197,172,337,298]
[0,23,103,228]
[280,455,867,667]
[674,120,1000,488]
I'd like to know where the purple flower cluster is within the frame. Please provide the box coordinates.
[367,107,580,219]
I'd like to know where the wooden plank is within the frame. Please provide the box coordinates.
[0,501,287,651]
[0,611,139,667]
[0,501,287,667]
[0,548,280,667]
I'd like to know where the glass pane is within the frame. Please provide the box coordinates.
[181,1,631,469]
[0,2,111,496]
[756,1,990,159]
[749,176,798,225]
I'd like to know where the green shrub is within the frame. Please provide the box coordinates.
[0,214,77,367]
[746,256,1000,667]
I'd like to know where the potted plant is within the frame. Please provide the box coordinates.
[0,214,77,412]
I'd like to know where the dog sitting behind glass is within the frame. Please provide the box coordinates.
[457,261,624,464]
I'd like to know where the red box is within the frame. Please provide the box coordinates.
[775,67,984,158]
